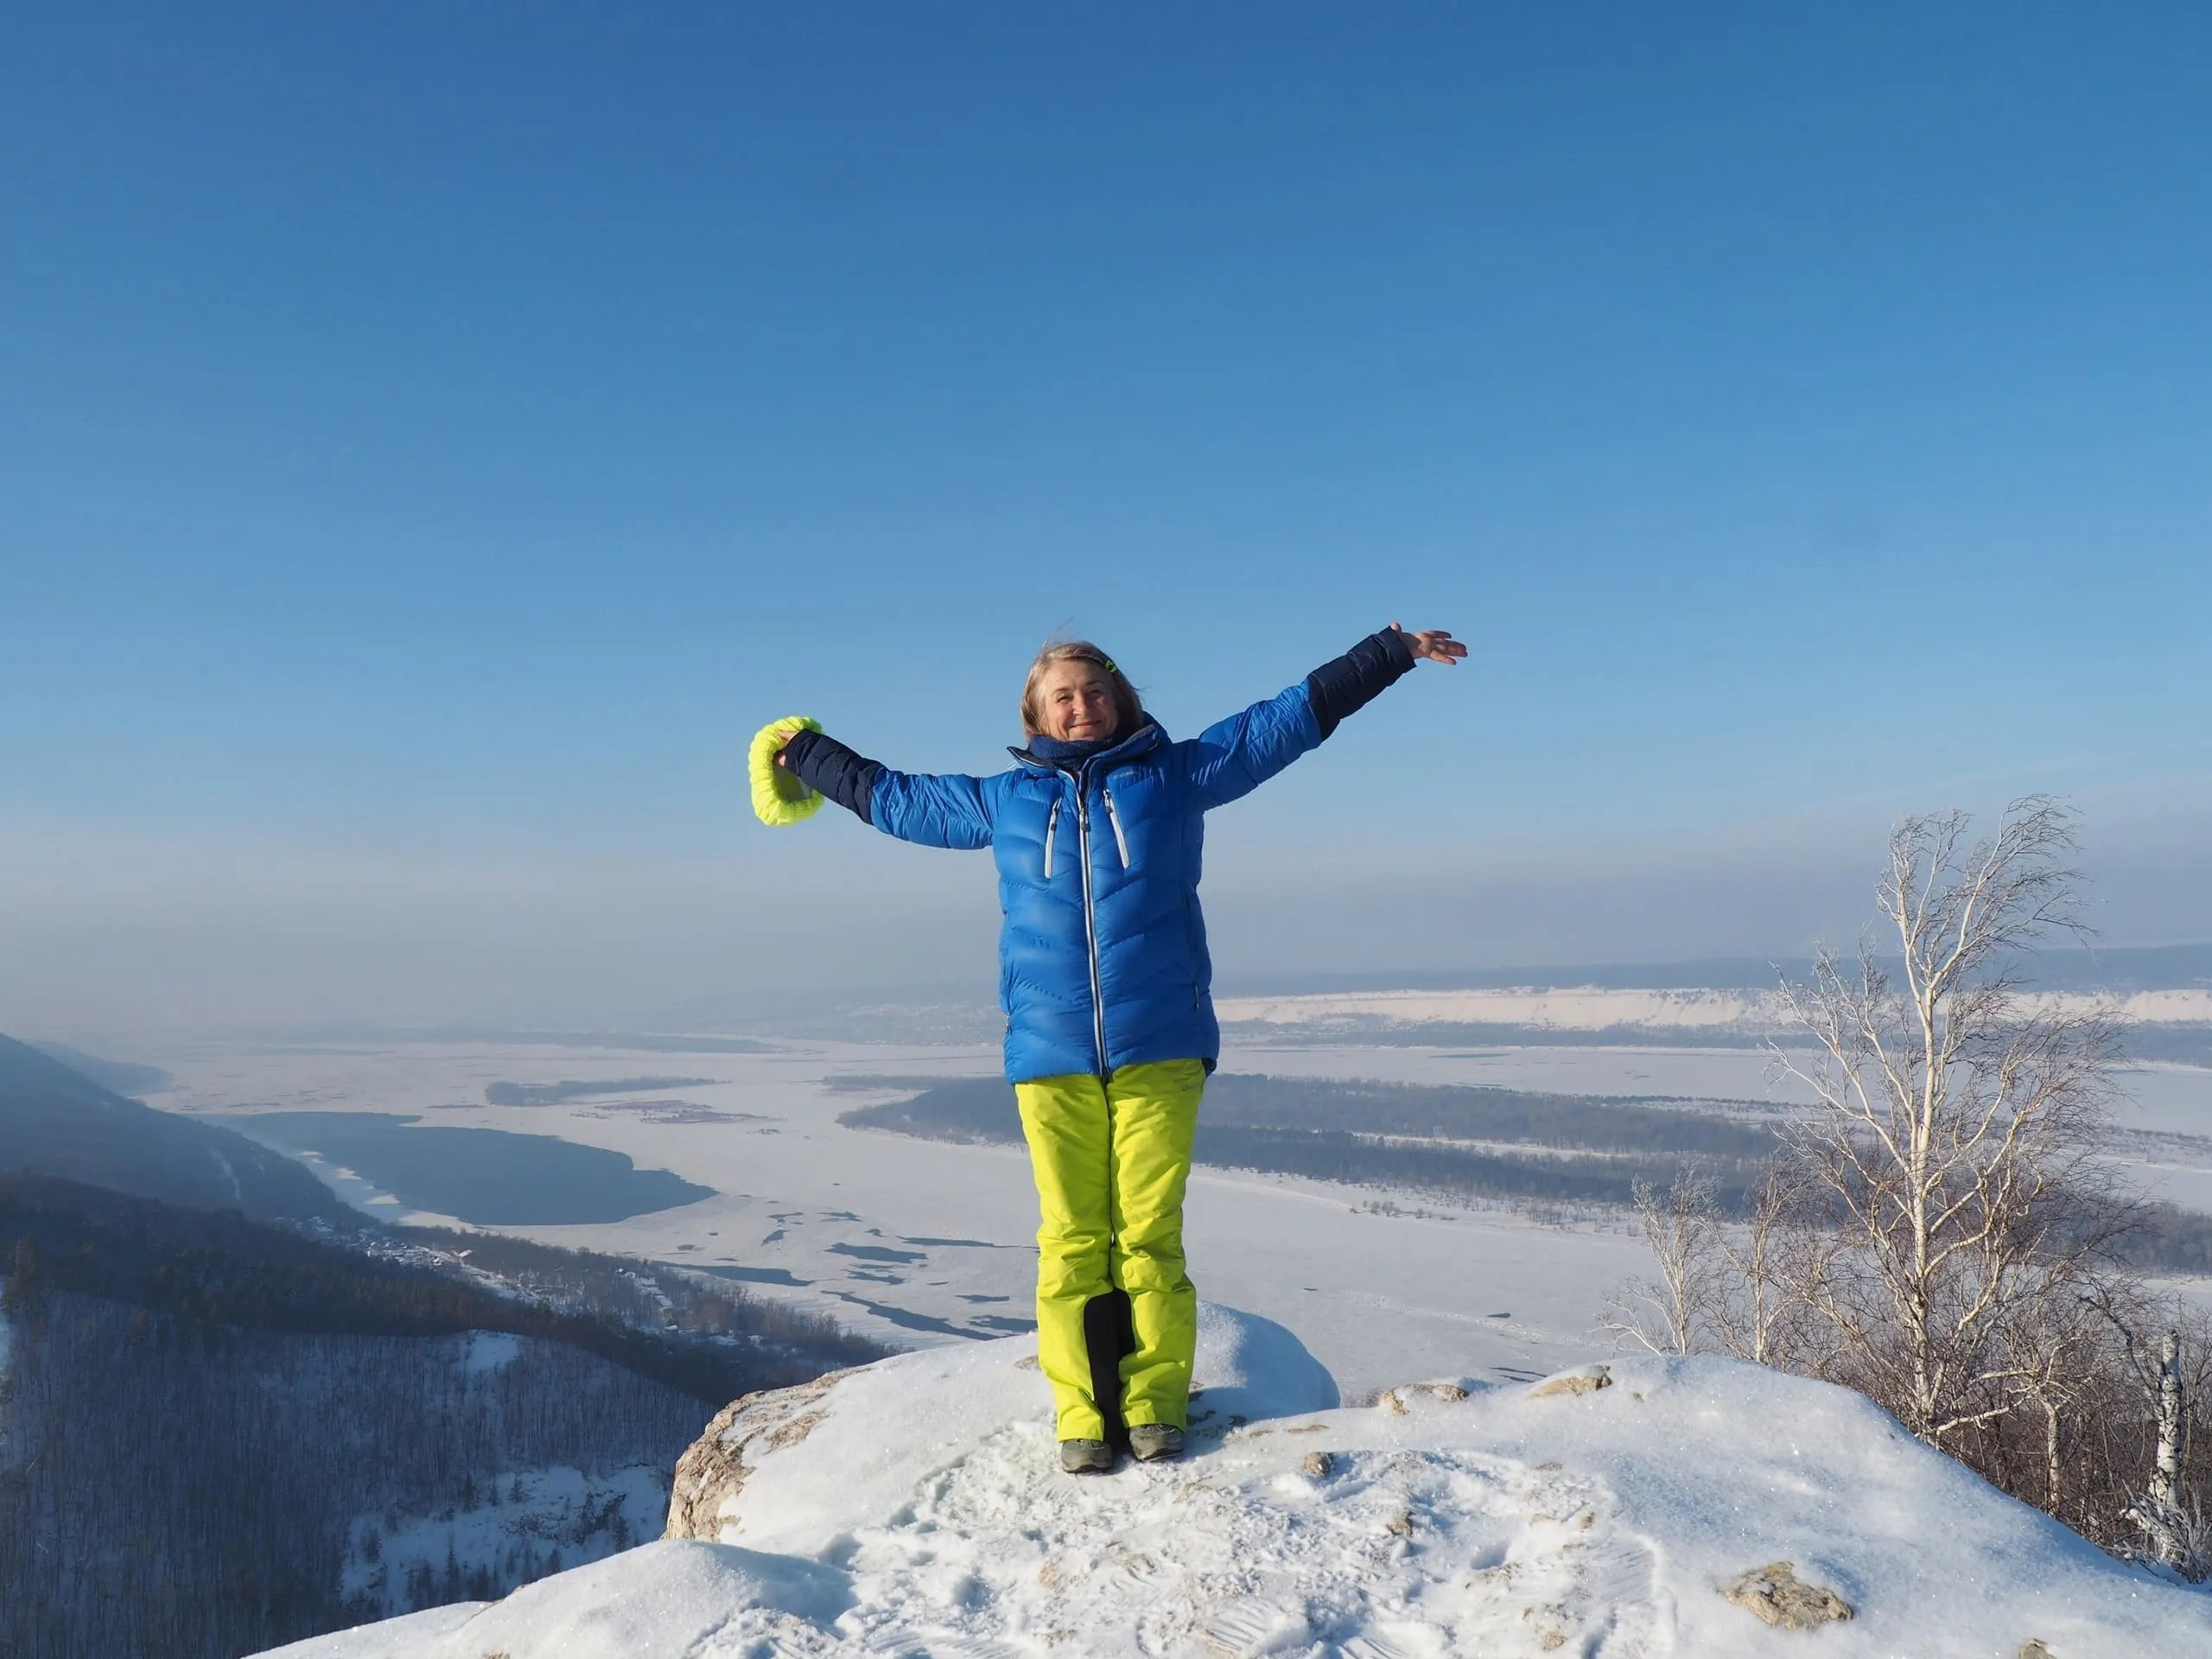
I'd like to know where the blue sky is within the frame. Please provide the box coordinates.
[3,5,2209,1029]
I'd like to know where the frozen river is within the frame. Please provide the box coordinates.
[146,1034,2212,1396]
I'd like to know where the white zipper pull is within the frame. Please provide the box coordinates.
[1103,784,1129,868]
[1043,798,1058,880]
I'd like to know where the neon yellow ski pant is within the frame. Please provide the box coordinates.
[1014,1058,1205,1441]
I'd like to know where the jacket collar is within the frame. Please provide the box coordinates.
[1010,718,1166,779]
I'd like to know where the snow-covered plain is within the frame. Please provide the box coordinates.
[257,1305,2212,1658]
[1217,983,2212,1033]
[142,1033,2212,1395]
[1217,986,1792,1031]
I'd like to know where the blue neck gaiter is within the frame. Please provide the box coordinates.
[1027,730,1119,766]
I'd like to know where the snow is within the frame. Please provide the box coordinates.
[1217,985,1788,1031]
[264,1541,849,1659]
[343,1463,668,1617]
[258,1603,484,1656]
[462,1330,524,1373]
[724,1302,1335,1561]
[2053,989,2212,1026]
[1217,984,2212,1033]
[258,1305,2212,1658]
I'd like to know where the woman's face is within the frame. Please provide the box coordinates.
[1036,659,1119,743]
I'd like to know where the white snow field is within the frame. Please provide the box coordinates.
[257,1304,2210,1658]
[1217,983,2212,1036]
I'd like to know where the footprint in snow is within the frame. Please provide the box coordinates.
[832,1421,1663,1656]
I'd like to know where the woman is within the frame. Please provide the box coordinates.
[756,622,1463,1472]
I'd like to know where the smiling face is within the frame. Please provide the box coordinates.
[1035,658,1120,743]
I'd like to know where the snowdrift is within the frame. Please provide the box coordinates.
[259,1304,2210,1657]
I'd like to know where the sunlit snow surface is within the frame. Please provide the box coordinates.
[258,1306,2211,1658]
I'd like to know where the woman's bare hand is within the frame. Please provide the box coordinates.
[1391,623,1467,665]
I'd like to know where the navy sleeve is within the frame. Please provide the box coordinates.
[1305,628,1417,740]
[779,728,881,824]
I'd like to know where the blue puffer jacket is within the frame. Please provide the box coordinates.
[781,629,1415,1084]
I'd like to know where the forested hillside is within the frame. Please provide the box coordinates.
[0,1031,345,1223]
[0,1175,887,1657]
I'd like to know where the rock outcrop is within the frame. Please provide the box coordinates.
[664,1301,1338,1555]
[1724,1560,1854,1629]
[664,1368,855,1542]
[260,1314,2212,1658]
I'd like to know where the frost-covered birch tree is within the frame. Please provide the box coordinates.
[1770,798,2130,1450]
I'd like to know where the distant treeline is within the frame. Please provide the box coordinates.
[2117,1027,2212,1067]
[484,1076,722,1106]
[1217,1021,2210,1065]
[838,1072,1780,1156]
[1199,1072,1782,1156]
[1201,1123,1770,1211]
[2108,1198,2212,1277]
[840,1075,2212,1269]
[389,1223,883,1371]
[838,1074,1780,1213]
[1221,1022,1817,1050]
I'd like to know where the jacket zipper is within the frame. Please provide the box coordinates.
[1103,783,1129,868]
[1042,798,1058,880]
[1074,776,1109,1076]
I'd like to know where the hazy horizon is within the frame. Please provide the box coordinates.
[12,820,2209,1042]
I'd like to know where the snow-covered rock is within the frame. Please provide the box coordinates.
[668,1300,1336,1557]
[257,1305,2212,1657]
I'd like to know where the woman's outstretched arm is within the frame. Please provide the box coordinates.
[1180,622,1464,810]
[778,729,993,849]
[777,728,880,821]
[1307,623,1463,737]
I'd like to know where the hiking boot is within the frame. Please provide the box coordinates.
[1059,1438,1114,1474]
[1128,1424,1184,1462]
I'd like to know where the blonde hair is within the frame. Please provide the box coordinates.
[1020,640,1144,741]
